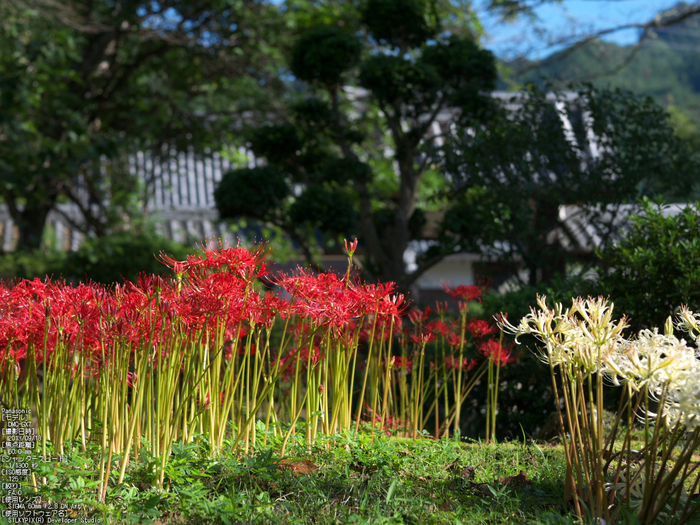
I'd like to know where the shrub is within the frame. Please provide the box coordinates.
[59,230,193,284]
[0,230,193,285]
[0,249,66,281]
[598,199,700,332]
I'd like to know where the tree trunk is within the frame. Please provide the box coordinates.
[527,198,567,286]
[381,134,420,291]
[14,200,55,252]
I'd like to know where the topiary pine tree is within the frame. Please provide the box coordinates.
[437,85,700,287]
[214,0,497,290]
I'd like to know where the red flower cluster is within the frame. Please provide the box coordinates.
[388,355,413,373]
[274,271,406,337]
[466,319,499,338]
[479,340,517,367]
[442,283,484,302]
[0,245,390,378]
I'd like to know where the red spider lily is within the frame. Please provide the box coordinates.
[355,282,397,317]
[131,272,169,297]
[158,251,187,276]
[443,282,483,302]
[160,244,270,281]
[175,272,249,331]
[446,332,464,347]
[388,355,413,373]
[426,320,450,336]
[444,356,478,371]
[207,245,270,280]
[0,280,69,366]
[258,293,289,328]
[273,346,320,381]
[479,340,517,367]
[344,238,358,256]
[466,319,499,338]
[275,270,360,334]
[361,403,402,434]
[410,333,436,345]
[375,293,408,324]
[408,307,432,325]
[435,301,448,315]
[357,281,396,301]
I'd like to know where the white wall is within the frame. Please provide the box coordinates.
[413,253,480,290]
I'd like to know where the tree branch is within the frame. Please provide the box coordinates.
[398,250,447,290]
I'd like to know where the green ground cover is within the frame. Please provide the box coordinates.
[1,430,572,525]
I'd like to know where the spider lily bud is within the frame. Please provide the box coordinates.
[344,238,358,257]
[665,316,674,335]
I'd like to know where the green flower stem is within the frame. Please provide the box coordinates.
[454,307,468,435]
[355,313,379,432]
[380,318,395,431]
[420,372,447,432]
[412,341,426,440]
[117,344,151,485]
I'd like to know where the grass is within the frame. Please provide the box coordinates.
[0,426,572,525]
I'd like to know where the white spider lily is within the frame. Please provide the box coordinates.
[498,295,627,376]
[676,306,700,341]
[499,299,700,524]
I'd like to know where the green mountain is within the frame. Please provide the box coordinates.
[501,4,700,121]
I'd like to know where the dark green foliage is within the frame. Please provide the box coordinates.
[0,231,191,285]
[59,231,192,285]
[0,250,67,282]
[586,87,696,201]
[318,157,373,184]
[480,275,599,326]
[441,186,526,253]
[423,36,494,87]
[288,185,358,235]
[438,85,700,286]
[292,97,335,130]
[358,37,497,122]
[421,36,498,122]
[249,124,304,166]
[598,199,700,332]
[214,166,290,221]
[361,0,436,50]
[359,55,442,111]
[290,27,362,87]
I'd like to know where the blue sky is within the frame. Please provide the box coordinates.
[267,0,678,59]
[475,0,681,59]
